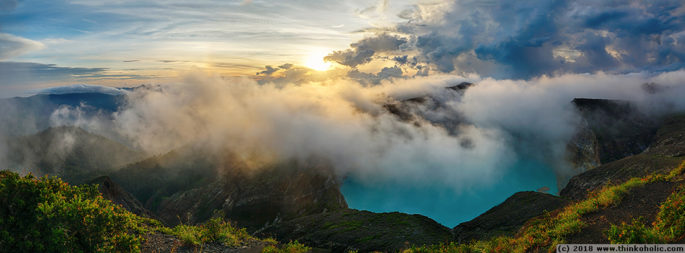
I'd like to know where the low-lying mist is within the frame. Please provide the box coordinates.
[2,69,685,225]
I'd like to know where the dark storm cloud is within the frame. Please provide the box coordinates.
[325,34,407,67]
[357,0,685,78]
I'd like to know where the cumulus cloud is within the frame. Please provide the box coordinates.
[0,33,44,60]
[341,0,685,78]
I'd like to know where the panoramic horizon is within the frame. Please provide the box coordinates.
[2,1,685,251]
[2,0,683,95]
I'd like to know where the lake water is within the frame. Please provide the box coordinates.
[340,159,558,227]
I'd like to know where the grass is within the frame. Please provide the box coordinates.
[606,181,685,243]
[262,240,311,253]
[158,216,253,247]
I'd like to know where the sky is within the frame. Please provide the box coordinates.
[1,0,685,96]
[0,0,429,96]
[2,0,685,226]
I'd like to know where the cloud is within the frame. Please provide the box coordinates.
[348,66,404,85]
[339,0,685,79]
[0,33,45,60]
[31,69,679,193]
[99,73,508,189]
[256,65,279,76]
[325,34,407,67]
[0,62,107,95]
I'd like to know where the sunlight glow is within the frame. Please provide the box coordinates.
[304,49,332,71]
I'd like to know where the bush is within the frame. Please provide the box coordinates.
[0,170,145,252]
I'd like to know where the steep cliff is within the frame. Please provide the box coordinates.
[562,113,685,200]
[565,98,657,174]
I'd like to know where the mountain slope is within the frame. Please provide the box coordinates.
[452,191,569,243]
[155,159,347,230]
[258,209,452,252]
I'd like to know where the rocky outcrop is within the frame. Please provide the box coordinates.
[257,209,452,252]
[568,98,657,165]
[561,113,685,200]
[383,82,473,135]
[155,159,347,231]
[565,119,601,176]
[453,191,569,242]
[89,176,153,218]
[563,98,658,189]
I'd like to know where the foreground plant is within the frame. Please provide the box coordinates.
[0,171,147,252]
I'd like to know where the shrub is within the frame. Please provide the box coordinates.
[0,170,145,252]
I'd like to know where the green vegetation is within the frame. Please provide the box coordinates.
[404,160,685,253]
[0,170,149,252]
[158,216,253,247]
[605,218,661,243]
[606,184,685,243]
[0,170,314,252]
[262,240,311,253]
[402,242,475,253]
[654,186,685,241]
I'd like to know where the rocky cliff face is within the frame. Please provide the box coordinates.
[383,82,472,135]
[563,98,658,188]
[565,119,601,177]
[561,113,685,200]
[452,191,569,243]
[566,98,656,167]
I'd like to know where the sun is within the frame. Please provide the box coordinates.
[303,49,332,71]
